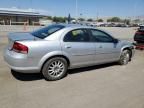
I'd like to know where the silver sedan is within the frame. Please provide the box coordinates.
[4,24,135,81]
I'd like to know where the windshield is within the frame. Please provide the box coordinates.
[31,25,65,39]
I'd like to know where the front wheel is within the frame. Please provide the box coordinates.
[118,50,130,65]
[42,57,68,81]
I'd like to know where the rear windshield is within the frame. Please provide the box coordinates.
[31,25,65,39]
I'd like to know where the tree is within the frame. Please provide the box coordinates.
[133,19,140,23]
[78,18,85,21]
[87,18,93,22]
[52,16,58,22]
[97,19,103,22]
[107,19,111,22]
[47,16,52,20]
[52,16,65,23]
[52,16,76,23]
[123,19,130,25]
[111,17,121,22]
[107,17,121,22]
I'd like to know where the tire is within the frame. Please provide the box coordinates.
[118,50,130,65]
[42,57,68,81]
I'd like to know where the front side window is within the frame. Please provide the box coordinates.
[64,29,90,42]
[31,25,65,39]
[90,29,114,42]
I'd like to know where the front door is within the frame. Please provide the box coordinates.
[89,29,120,63]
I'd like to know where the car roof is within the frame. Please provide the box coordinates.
[55,23,93,29]
[56,23,109,32]
[61,23,112,33]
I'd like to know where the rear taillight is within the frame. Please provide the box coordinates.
[12,42,28,54]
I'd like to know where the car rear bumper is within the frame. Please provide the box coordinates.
[3,49,40,73]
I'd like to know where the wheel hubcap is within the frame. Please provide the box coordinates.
[122,51,130,64]
[48,60,65,77]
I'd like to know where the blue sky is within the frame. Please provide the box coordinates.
[0,0,144,18]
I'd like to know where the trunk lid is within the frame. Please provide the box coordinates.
[8,32,35,41]
[7,32,36,50]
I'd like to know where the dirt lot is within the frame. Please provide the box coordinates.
[0,27,144,108]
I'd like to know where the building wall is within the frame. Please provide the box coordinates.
[0,15,40,25]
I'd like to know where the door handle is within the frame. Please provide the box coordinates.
[65,45,71,49]
[99,45,103,48]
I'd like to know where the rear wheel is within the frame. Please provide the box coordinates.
[118,50,130,65]
[42,57,68,81]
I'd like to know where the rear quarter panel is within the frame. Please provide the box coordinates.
[19,40,62,69]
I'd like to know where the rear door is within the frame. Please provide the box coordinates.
[61,29,95,67]
[89,29,120,63]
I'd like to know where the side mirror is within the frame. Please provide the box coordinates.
[113,39,118,43]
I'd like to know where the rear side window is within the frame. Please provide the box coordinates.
[31,25,65,39]
[64,29,90,42]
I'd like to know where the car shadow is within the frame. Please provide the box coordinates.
[11,70,43,81]
[68,62,117,74]
[11,62,117,81]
